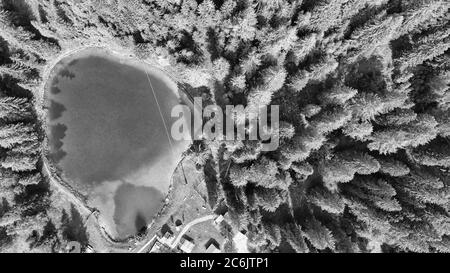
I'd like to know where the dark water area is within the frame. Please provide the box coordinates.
[113,183,164,236]
[47,49,191,238]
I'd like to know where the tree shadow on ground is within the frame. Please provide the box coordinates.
[60,204,89,248]
[0,198,10,217]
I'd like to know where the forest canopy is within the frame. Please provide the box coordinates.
[0,0,449,253]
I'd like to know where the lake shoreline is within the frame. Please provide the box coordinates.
[42,46,195,245]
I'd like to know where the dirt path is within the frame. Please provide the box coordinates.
[42,160,92,215]
[136,235,158,253]
[134,214,215,253]
[170,215,216,248]
[42,159,128,251]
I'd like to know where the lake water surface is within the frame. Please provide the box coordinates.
[47,49,191,238]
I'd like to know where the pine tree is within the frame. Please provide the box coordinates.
[409,138,450,167]
[255,187,285,212]
[342,177,402,212]
[308,187,346,215]
[212,57,230,82]
[0,10,60,59]
[247,66,286,110]
[430,236,450,253]
[288,56,338,92]
[395,26,450,73]
[291,161,314,180]
[303,216,336,251]
[394,169,449,207]
[398,0,449,36]
[343,120,373,140]
[282,223,308,253]
[289,33,317,65]
[0,123,38,149]
[9,140,40,155]
[319,84,358,106]
[280,127,326,168]
[309,106,352,135]
[433,109,450,137]
[17,172,42,186]
[375,109,417,126]
[0,96,32,121]
[1,153,38,172]
[348,12,403,62]
[368,114,438,154]
[349,92,386,121]
[262,221,282,247]
[343,196,399,244]
[319,151,380,190]
[230,157,278,188]
[377,157,410,177]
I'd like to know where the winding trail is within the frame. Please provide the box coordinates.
[43,159,129,250]
[135,214,215,253]
[42,160,92,215]
[170,215,216,248]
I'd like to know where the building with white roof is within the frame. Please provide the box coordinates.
[179,239,195,253]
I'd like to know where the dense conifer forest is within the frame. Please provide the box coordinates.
[0,0,449,252]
